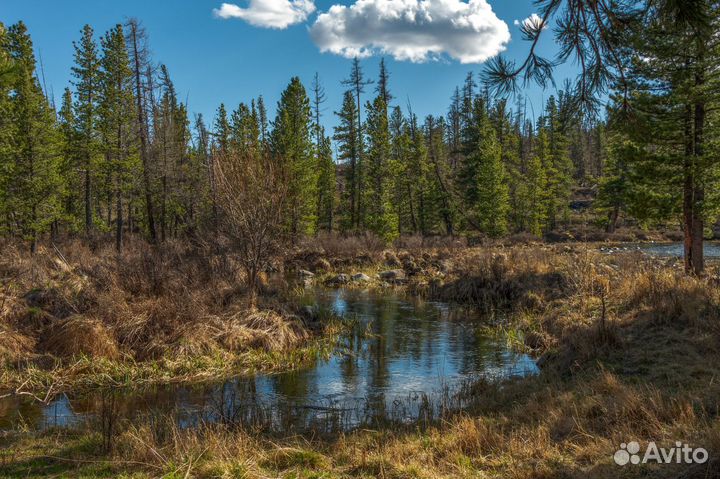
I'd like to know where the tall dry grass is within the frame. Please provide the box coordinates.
[0,237,314,383]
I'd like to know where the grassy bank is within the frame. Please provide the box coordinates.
[0,238,344,395]
[3,242,720,478]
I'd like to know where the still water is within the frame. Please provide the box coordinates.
[639,242,720,257]
[602,242,720,258]
[0,289,537,434]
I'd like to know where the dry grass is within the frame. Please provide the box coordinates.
[9,367,718,478]
[39,316,119,360]
[0,238,323,392]
[3,241,720,478]
[219,308,309,352]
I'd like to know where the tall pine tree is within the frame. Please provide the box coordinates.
[271,77,317,240]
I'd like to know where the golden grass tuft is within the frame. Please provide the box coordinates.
[220,308,309,352]
[0,322,34,364]
[40,316,120,360]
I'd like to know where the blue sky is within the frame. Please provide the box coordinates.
[2,1,579,134]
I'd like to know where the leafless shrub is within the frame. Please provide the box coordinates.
[213,152,288,306]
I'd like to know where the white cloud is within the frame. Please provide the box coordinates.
[309,0,510,64]
[213,0,316,29]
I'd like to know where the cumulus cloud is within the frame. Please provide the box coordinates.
[213,0,316,29]
[309,0,510,64]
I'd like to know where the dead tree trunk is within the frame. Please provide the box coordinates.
[127,19,157,243]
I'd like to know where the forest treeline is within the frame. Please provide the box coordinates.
[0,20,605,249]
[0,11,717,272]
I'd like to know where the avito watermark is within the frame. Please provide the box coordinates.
[614,441,708,466]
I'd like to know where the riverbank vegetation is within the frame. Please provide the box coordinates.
[3,243,720,478]
[0,238,343,394]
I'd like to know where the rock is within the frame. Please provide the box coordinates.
[298,269,315,278]
[351,273,371,282]
[379,269,405,281]
[325,273,350,286]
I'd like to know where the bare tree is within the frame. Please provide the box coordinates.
[125,18,158,243]
[213,151,287,307]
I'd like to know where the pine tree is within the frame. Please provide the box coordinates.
[4,22,62,251]
[154,64,191,241]
[474,113,509,237]
[460,72,477,157]
[389,106,416,234]
[311,73,335,233]
[620,2,719,274]
[342,58,372,226]
[71,24,101,234]
[229,102,259,157]
[0,22,13,87]
[447,86,462,170]
[456,96,486,228]
[170,102,198,234]
[58,87,80,229]
[271,77,317,239]
[0,23,14,225]
[364,95,398,242]
[523,130,549,236]
[316,129,335,232]
[193,113,217,232]
[334,90,360,231]
[311,72,326,147]
[257,95,268,150]
[99,23,136,251]
[596,131,639,233]
[125,18,157,243]
[213,103,230,154]
[490,99,530,234]
[425,115,456,235]
[541,96,573,230]
[376,58,392,109]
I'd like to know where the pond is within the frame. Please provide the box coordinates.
[0,289,538,434]
[601,241,720,258]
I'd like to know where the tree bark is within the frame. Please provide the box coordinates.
[84,159,92,234]
[691,65,705,275]
[683,103,696,274]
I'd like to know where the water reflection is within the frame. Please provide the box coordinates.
[0,289,538,434]
[605,242,720,258]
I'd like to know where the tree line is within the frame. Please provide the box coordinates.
[0,19,609,254]
[1,14,717,275]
